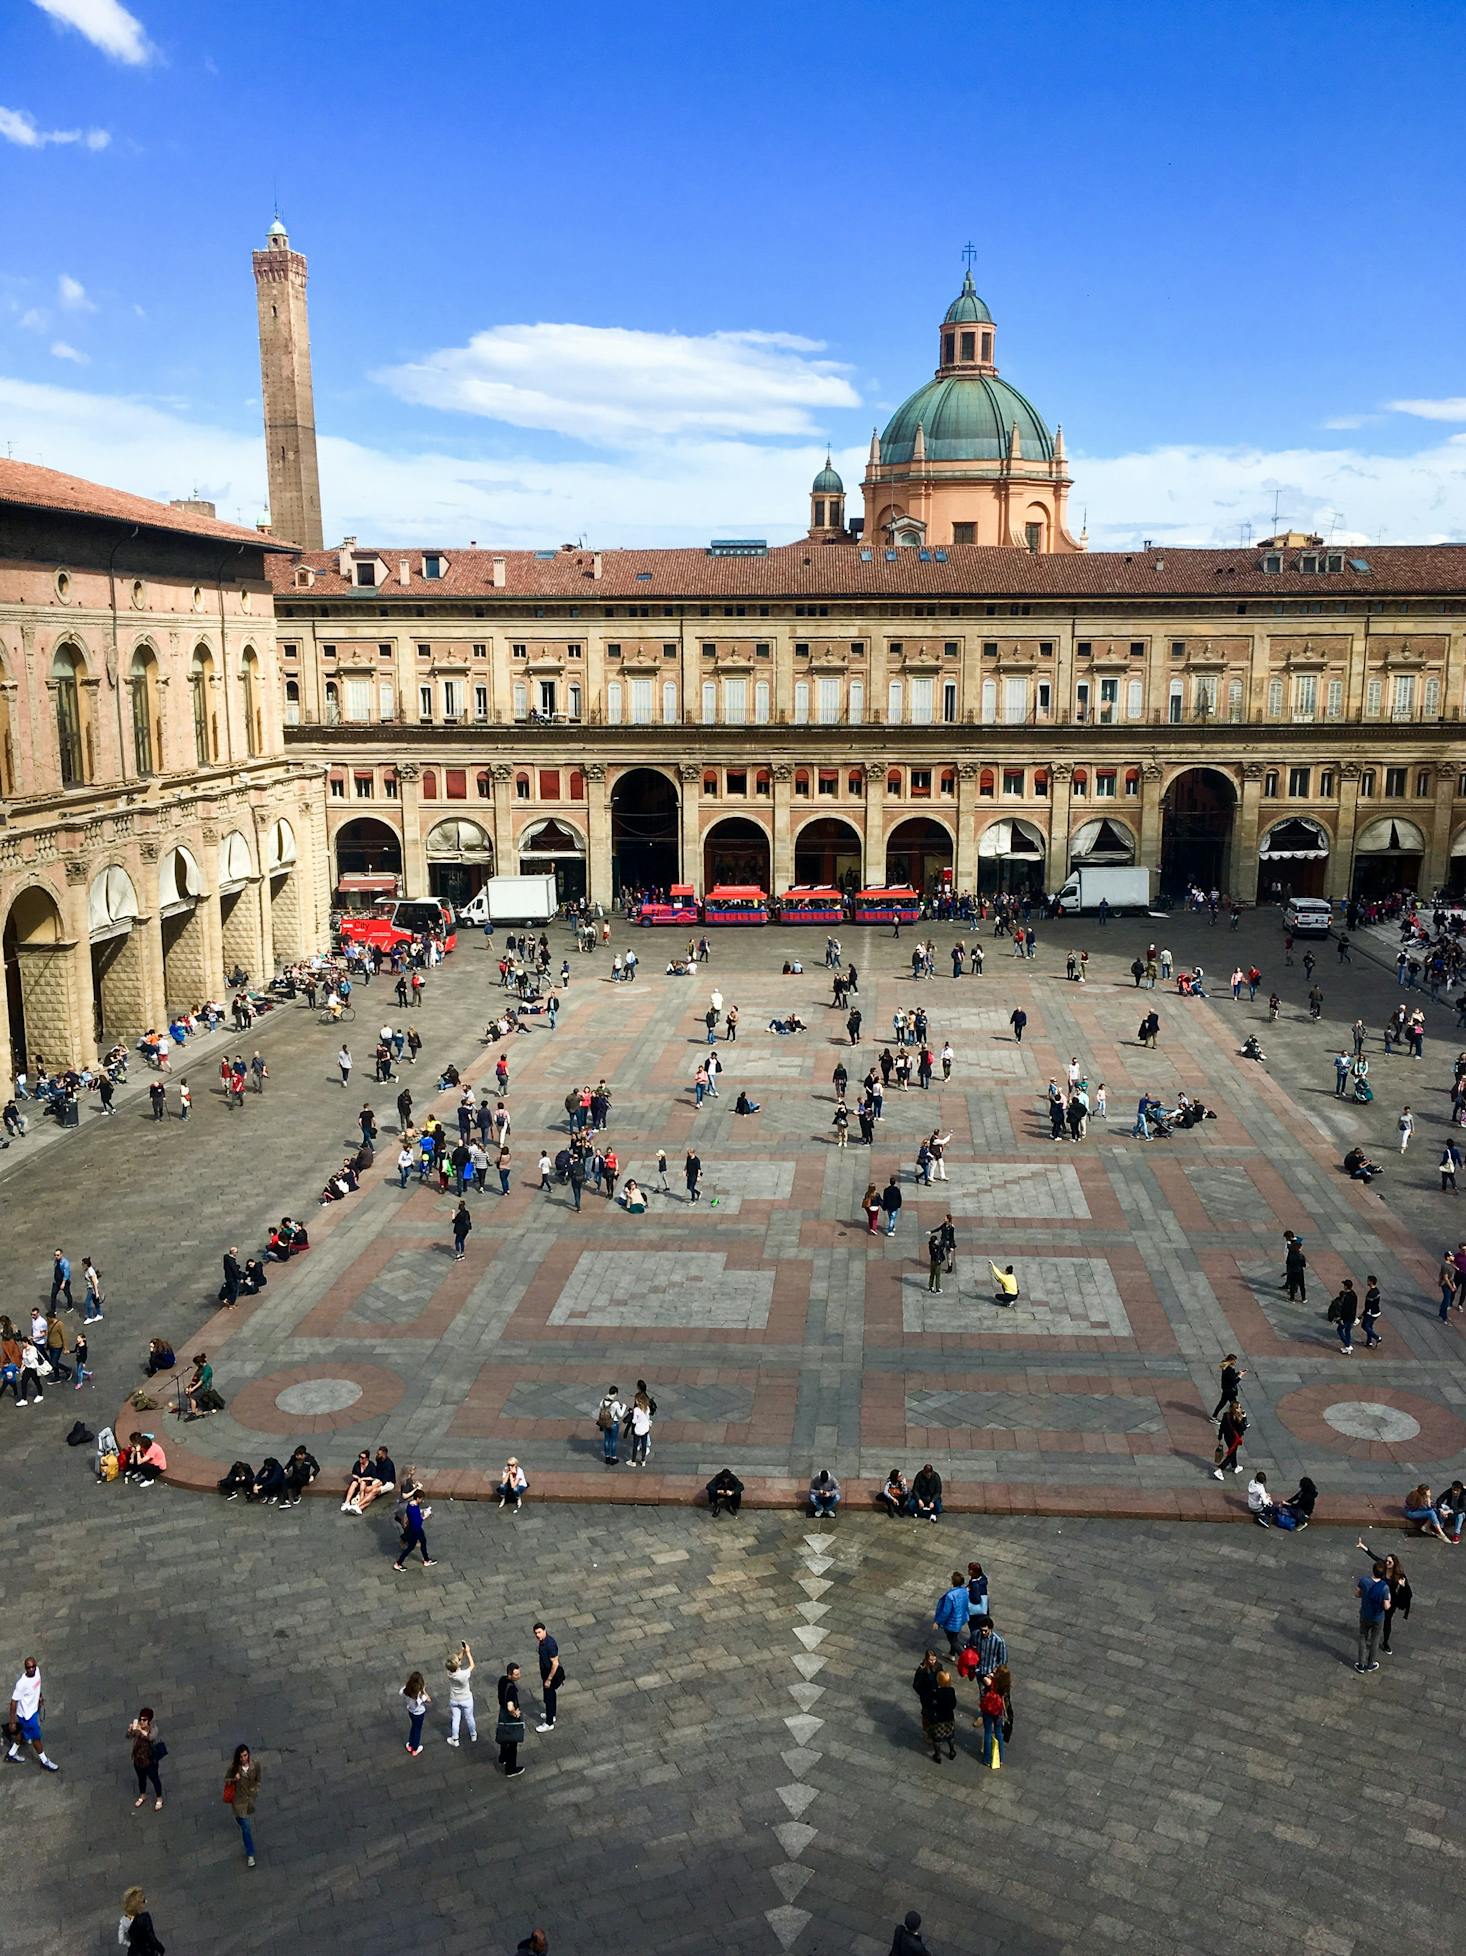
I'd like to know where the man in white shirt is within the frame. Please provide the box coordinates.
[7,1657,59,1770]
[1247,1473,1273,1527]
[596,1387,626,1467]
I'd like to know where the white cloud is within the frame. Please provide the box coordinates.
[48,340,89,364]
[0,103,110,148]
[1387,396,1466,423]
[5,369,1466,553]
[32,0,151,65]
[19,307,48,332]
[1320,414,1378,431]
[376,321,860,442]
[57,273,95,312]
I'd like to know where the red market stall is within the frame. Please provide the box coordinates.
[703,884,769,925]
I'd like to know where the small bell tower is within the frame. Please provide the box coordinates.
[807,453,846,542]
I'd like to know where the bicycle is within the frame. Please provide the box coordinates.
[318,1003,356,1025]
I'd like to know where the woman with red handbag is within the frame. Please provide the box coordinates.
[223,1743,262,1866]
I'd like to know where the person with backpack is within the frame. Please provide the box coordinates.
[978,1673,1008,1769]
[596,1387,625,1466]
[1329,1279,1359,1353]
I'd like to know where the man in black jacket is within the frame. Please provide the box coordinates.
[890,1907,931,1954]
[706,1468,743,1517]
[911,1463,943,1523]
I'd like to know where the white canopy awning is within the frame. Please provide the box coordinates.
[978,818,1045,860]
[88,865,139,942]
[267,817,297,873]
[1070,817,1136,864]
[1355,816,1426,855]
[1259,817,1329,861]
[426,818,494,861]
[159,844,203,916]
[218,829,256,894]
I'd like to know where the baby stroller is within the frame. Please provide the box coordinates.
[1352,1076,1374,1104]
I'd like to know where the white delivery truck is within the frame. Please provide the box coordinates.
[456,873,559,926]
[1047,865,1153,916]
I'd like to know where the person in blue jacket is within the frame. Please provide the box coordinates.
[931,1571,972,1656]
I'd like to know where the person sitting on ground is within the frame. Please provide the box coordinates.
[240,1258,268,1296]
[216,1460,252,1499]
[437,1063,462,1091]
[126,1431,168,1487]
[989,1261,1020,1307]
[265,1224,291,1262]
[1404,1482,1451,1542]
[1247,1470,1274,1526]
[1275,1476,1318,1530]
[1240,1034,1266,1063]
[1343,1145,1383,1183]
[734,1090,761,1116]
[809,1468,841,1518]
[185,1353,219,1417]
[911,1463,943,1523]
[340,1452,374,1513]
[620,1179,648,1214]
[879,1467,910,1517]
[283,1445,320,1507]
[706,1467,744,1517]
[144,1338,176,1378]
[248,1456,287,1505]
[355,1447,397,1514]
[496,1457,528,1512]
[665,959,692,977]
[318,1171,350,1205]
[1435,1479,1466,1544]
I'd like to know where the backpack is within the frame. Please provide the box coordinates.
[98,1451,121,1482]
[956,1646,980,1680]
[1326,1300,1341,1323]
[596,1400,616,1431]
[66,1420,95,1446]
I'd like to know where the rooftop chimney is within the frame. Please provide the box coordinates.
[491,557,507,588]
[169,496,217,520]
[337,537,356,577]
[398,558,410,586]
[591,552,603,579]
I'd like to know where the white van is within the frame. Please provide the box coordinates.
[1283,897,1332,935]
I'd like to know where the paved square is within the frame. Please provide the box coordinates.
[901,1255,1131,1335]
[548,1250,777,1330]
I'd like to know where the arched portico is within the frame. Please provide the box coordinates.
[427,817,495,910]
[1160,767,1238,896]
[88,865,146,1042]
[793,816,863,891]
[610,767,679,896]
[886,816,954,893]
[977,817,1045,896]
[4,881,74,1077]
[520,818,587,905]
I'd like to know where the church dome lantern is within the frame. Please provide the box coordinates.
[807,452,847,543]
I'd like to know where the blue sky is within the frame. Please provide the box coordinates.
[3,0,1466,546]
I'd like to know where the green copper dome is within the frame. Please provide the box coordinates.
[942,269,992,325]
[880,375,1054,465]
[812,455,844,493]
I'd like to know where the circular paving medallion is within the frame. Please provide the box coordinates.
[1323,1400,1422,1444]
[276,1377,363,1416]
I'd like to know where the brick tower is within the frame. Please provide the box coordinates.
[252,217,324,550]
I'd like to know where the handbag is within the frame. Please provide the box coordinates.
[494,1713,525,1745]
[152,1740,168,1762]
[222,1779,236,1804]
[1213,1442,1226,1466]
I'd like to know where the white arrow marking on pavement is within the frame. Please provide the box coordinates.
[783,1713,825,1745]
[769,1864,814,1906]
[802,1557,833,1577]
[791,1654,827,1680]
[776,1784,819,1818]
[796,1602,830,1623]
[786,1683,824,1712]
[793,1626,829,1650]
[797,1578,833,1599]
[772,1822,818,1860]
[766,1904,812,1950]
[780,1747,821,1779]
[802,1534,832,1551]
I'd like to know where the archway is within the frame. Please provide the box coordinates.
[703,817,771,891]
[1160,768,1237,897]
[610,767,679,898]
[1069,817,1136,869]
[4,882,73,1077]
[159,845,209,1008]
[794,816,863,891]
[977,817,1046,896]
[519,818,587,906]
[427,817,495,911]
[1449,828,1466,900]
[1257,816,1330,903]
[217,830,261,982]
[266,818,304,961]
[88,865,144,1043]
[1351,816,1425,902]
[335,818,403,908]
[887,816,954,894]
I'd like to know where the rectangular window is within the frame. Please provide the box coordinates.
[443,680,459,719]
[1360,768,1376,796]
[606,681,622,725]
[355,561,376,587]
[1099,677,1118,723]
[418,684,433,720]
[1170,640,1186,659]
[942,679,957,724]
[846,679,862,725]
[329,772,345,799]
[1001,675,1026,723]
[1425,676,1442,718]
[910,768,932,798]
[472,642,486,659]
[1095,769,1117,798]
[474,684,489,719]
[1319,769,1335,796]
[910,676,934,725]
[754,678,770,724]
[701,679,717,724]
[1416,767,1431,797]
[817,676,840,724]
[536,679,555,717]
[981,677,997,723]
[1037,680,1052,718]
[1227,678,1243,722]
[353,772,373,799]
[538,770,560,800]
[1168,679,1183,724]
[513,681,528,720]
[384,773,398,800]
[423,555,443,579]
[952,522,975,544]
[1266,677,1284,718]
[568,682,582,720]
[1392,673,1416,720]
[1288,766,1311,797]
[886,678,903,724]
[1002,768,1024,797]
[723,676,748,725]
[344,677,372,722]
[1385,767,1407,798]
[1195,674,1218,718]
[1365,677,1383,718]
[417,642,430,660]
[727,769,748,797]
[1326,677,1343,719]
[817,769,838,798]
[1264,770,1278,797]
[631,677,654,725]
[446,769,467,801]
[793,679,810,724]
[1075,681,1090,723]
[1294,673,1317,721]
[378,681,394,721]
[960,330,976,360]
[662,680,678,725]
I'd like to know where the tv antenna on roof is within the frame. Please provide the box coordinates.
[1271,489,1282,534]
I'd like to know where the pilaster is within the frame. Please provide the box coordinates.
[586,764,612,908]
[771,765,794,891]
[1236,762,1264,901]
[863,763,886,884]
[678,763,702,890]
[1425,760,1457,895]
[1047,761,1073,884]
[1329,763,1362,902]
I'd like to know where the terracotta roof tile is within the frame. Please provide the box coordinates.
[266,539,1466,603]
[0,458,293,551]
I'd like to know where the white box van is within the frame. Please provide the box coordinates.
[1283,897,1332,935]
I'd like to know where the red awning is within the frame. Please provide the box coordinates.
[337,874,399,891]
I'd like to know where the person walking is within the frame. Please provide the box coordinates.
[50,1250,73,1310]
[1331,1279,1359,1354]
[337,1045,352,1088]
[7,1657,58,1770]
[846,1007,862,1046]
[1362,1275,1383,1348]
[497,1144,512,1196]
[1399,1105,1414,1153]
[149,1079,166,1120]
[451,1201,472,1262]
[1284,1234,1308,1302]
[1334,1051,1351,1098]
[1211,1402,1248,1477]
[1008,1006,1027,1043]
[444,1642,477,1746]
[1354,1560,1391,1673]
[496,1664,526,1778]
[120,1887,166,1956]
[926,1227,945,1293]
[881,1174,903,1237]
[931,1572,972,1656]
[978,1673,1007,1770]
[223,1744,261,1864]
[393,1491,435,1571]
[923,1667,958,1764]
[1211,1355,1245,1421]
[533,1622,562,1733]
[401,1670,431,1753]
[685,1148,703,1204]
[126,1706,165,1811]
[629,1387,654,1465]
[1356,1541,1411,1655]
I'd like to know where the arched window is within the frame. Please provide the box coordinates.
[1034,768,1049,798]
[324,680,339,726]
[283,678,301,727]
[1124,767,1141,798]
[52,643,88,786]
[568,769,586,799]
[240,649,261,757]
[702,770,719,798]
[886,767,902,797]
[939,769,957,798]
[190,647,215,763]
[794,769,811,799]
[515,771,530,801]
[979,768,995,798]
[476,770,491,799]
[755,768,772,798]
[129,647,159,776]
[1072,767,1088,799]
[848,769,864,796]
[422,769,438,799]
